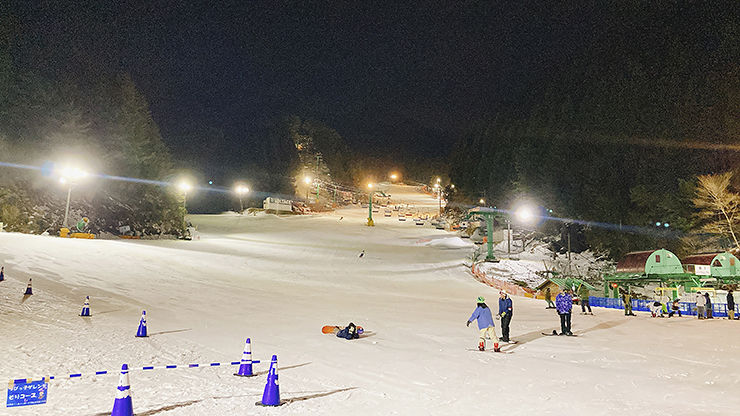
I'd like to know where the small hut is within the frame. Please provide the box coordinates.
[604,249,693,298]
[681,252,739,278]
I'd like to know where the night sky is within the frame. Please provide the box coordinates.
[7,1,574,168]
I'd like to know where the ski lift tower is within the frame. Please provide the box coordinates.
[466,207,509,262]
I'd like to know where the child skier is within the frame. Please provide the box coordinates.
[467,296,499,351]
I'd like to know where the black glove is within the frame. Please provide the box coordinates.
[466,320,471,327]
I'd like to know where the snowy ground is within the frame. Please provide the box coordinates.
[2,184,740,415]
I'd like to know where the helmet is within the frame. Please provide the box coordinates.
[477,296,485,303]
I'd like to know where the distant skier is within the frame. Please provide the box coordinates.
[358,250,365,258]
[621,289,634,316]
[0,266,4,282]
[555,287,573,336]
[467,296,499,351]
[544,286,555,309]
[497,291,513,343]
[650,301,664,317]
[696,292,706,319]
[668,298,682,317]
[578,283,592,315]
[705,293,713,319]
[728,289,736,320]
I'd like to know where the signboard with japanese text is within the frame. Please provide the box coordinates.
[6,379,48,407]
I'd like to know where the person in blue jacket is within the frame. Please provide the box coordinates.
[467,296,498,351]
[498,290,513,343]
[555,287,573,336]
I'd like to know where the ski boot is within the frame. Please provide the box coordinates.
[478,341,485,351]
[493,342,501,352]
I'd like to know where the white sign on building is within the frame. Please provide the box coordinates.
[695,264,711,276]
[263,197,292,213]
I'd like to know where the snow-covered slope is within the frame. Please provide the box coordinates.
[1,184,739,415]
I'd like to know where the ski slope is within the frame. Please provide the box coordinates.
[1,184,739,415]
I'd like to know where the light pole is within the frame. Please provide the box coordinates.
[179,182,191,210]
[59,167,88,229]
[367,183,375,226]
[510,205,535,255]
[235,185,249,214]
[304,177,311,200]
[434,183,442,216]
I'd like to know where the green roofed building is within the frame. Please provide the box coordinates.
[603,249,695,298]
[682,252,740,283]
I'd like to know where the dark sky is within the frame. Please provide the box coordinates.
[7,1,572,164]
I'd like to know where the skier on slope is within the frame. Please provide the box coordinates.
[467,296,499,351]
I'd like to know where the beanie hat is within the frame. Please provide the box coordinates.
[477,296,485,303]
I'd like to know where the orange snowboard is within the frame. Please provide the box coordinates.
[322,325,339,334]
[322,325,364,334]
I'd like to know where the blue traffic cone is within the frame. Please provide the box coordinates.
[80,296,90,317]
[0,266,4,282]
[111,364,134,416]
[24,279,33,295]
[234,338,258,377]
[135,311,147,337]
[256,355,282,406]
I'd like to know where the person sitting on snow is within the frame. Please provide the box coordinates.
[336,322,360,340]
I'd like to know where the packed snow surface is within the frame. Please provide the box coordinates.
[1,184,739,415]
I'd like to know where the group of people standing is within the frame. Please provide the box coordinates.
[695,289,736,320]
[466,290,514,351]
[468,284,739,350]
[467,285,584,350]
[622,288,737,320]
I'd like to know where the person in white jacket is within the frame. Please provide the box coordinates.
[696,292,706,319]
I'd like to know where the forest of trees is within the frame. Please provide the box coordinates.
[448,2,740,260]
[3,3,740,260]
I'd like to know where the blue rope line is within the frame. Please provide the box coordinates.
[7,360,261,387]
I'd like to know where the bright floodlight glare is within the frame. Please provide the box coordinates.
[436,178,441,183]
[367,183,374,189]
[479,199,485,204]
[235,186,249,194]
[62,167,88,179]
[304,177,311,184]
[179,182,191,192]
[390,174,397,180]
[516,206,535,223]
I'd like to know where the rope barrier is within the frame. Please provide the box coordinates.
[6,359,262,389]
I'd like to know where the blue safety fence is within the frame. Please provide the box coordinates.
[589,296,738,317]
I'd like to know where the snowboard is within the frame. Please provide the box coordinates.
[322,325,366,335]
[542,331,578,337]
